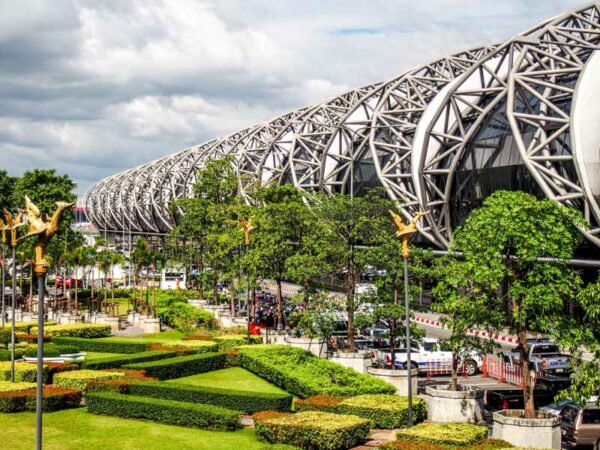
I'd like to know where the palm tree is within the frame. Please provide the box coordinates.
[89,238,107,300]
[109,251,125,315]
[131,238,150,313]
[97,249,111,312]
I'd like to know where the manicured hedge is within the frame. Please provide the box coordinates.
[31,324,112,338]
[54,370,124,392]
[0,348,26,361]
[53,337,149,354]
[384,438,515,450]
[124,353,225,380]
[213,335,262,350]
[5,322,57,333]
[0,362,48,383]
[23,344,80,358]
[254,410,370,450]
[82,350,179,370]
[238,345,395,398]
[129,381,293,413]
[0,386,82,413]
[86,391,241,430]
[161,340,219,353]
[0,381,36,393]
[396,423,489,447]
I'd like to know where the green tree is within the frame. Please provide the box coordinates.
[451,190,585,418]
[0,170,16,211]
[314,190,394,352]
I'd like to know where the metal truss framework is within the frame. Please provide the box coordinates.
[85,2,600,250]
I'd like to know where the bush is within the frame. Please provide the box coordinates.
[31,324,112,338]
[54,370,124,392]
[45,362,80,384]
[23,344,80,358]
[238,345,395,398]
[5,322,57,333]
[213,335,262,350]
[0,362,47,382]
[82,350,179,370]
[87,391,241,430]
[336,394,427,428]
[160,340,219,353]
[295,395,345,413]
[124,353,225,380]
[396,423,488,447]
[384,438,515,450]
[129,381,293,413]
[254,410,370,450]
[0,381,36,393]
[0,386,82,413]
[53,337,148,354]
[159,302,216,333]
[15,333,52,343]
[0,348,26,361]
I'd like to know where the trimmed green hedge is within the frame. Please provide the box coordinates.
[255,410,370,450]
[5,322,57,333]
[336,394,426,428]
[53,337,148,354]
[238,345,395,398]
[0,362,48,383]
[54,370,124,392]
[0,348,26,361]
[161,340,219,353]
[86,391,241,430]
[124,353,226,380]
[213,335,262,350]
[82,350,179,370]
[396,423,489,447]
[32,324,112,338]
[0,386,82,413]
[384,438,516,450]
[129,381,293,413]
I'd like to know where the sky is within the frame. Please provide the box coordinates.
[0,0,585,196]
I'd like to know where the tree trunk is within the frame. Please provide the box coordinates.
[275,278,284,331]
[450,348,459,391]
[91,268,94,299]
[250,286,256,318]
[198,256,204,300]
[212,274,219,304]
[74,277,78,313]
[390,320,397,371]
[229,279,236,316]
[346,257,356,353]
[519,328,535,418]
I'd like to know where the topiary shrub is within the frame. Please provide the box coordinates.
[87,391,241,430]
[0,381,36,393]
[124,353,225,380]
[159,340,219,353]
[336,394,427,428]
[53,337,149,354]
[0,348,26,361]
[0,362,47,382]
[82,350,178,370]
[129,381,293,413]
[31,324,111,338]
[254,410,370,450]
[54,370,124,392]
[0,386,82,413]
[396,423,488,448]
[295,395,346,413]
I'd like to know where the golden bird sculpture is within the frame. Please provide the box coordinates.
[3,209,26,248]
[23,196,75,274]
[0,217,8,246]
[238,216,255,246]
[389,210,429,259]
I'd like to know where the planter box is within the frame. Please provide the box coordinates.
[329,350,372,374]
[367,366,418,396]
[285,336,327,357]
[142,318,160,334]
[492,410,561,449]
[425,385,484,423]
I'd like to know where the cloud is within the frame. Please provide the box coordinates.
[0,0,583,195]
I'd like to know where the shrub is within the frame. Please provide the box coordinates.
[23,344,80,358]
[45,362,80,384]
[124,353,225,380]
[182,331,214,341]
[15,333,52,343]
[336,394,427,428]
[54,370,124,392]
[0,386,82,413]
[0,381,36,393]
[31,324,112,338]
[213,335,262,350]
[87,391,241,430]
[86,379,134,394]
[82,350,178,370]
[129,381,293,413]
[396,423,488,447]
[238,345,395,398]
[255,410,370,450]
[295,395,345,413]
[0,362,47,382]
[53,336,148,354]
[5,322,57,333]
[159,302,216,333]
[160,340,219,353]
[0,348,26,361]
[384,438,515,450]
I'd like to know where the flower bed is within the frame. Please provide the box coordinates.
[396,423,489,448]
[254,410,370,450]
[237,345,395,398]
[0,386,82,413]
[82,350,179,370]
[213,335,262,351]
[54,370,125,392]
[53,337,148,354]
[0,362,48,383]
[32,324,112,338]
[124,353,226,380]
[86,391,241,430]
[129,381,293,413]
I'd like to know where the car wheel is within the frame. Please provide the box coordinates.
[464,360,478,376]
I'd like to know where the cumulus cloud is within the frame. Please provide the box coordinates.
[0,0,583,194]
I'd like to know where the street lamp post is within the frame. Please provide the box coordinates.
[0,222,7,331]
[390,209,429,427]
[237,216,255,344]
[22,196,74,450]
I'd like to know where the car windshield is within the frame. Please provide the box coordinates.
[582,409,600,424]
[532,344,560,354]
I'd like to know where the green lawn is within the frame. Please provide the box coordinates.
[1,408,294,450]
[100,330,185,344]
[167,367,287,395]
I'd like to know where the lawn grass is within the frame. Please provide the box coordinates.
[100,330,185,344]
[167,367,288,395]
[0,408,295,450]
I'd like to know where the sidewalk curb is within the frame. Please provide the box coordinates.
[412,315,519,345]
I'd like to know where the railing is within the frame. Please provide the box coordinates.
[482,355,539,387]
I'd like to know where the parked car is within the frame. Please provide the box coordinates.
[55,277,84,289]
[503,338,571,375]
[484,375,572,411]
[561,401,600,449]
[371,337,482,376]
